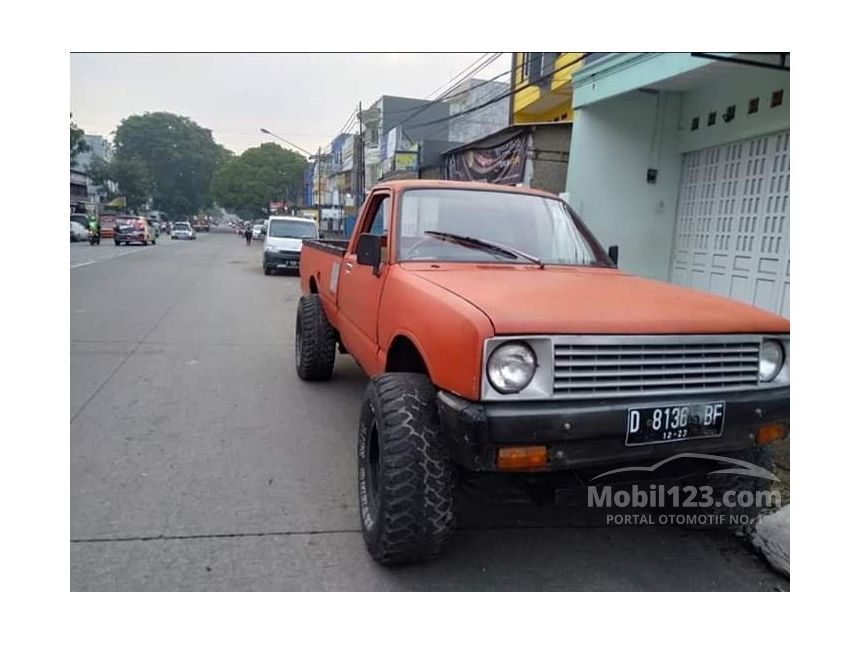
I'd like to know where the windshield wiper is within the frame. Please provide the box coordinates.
[424,230,545,268]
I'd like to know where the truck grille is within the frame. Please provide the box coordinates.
[553,336,761,398]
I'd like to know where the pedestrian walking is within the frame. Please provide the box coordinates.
[244,224,253,246]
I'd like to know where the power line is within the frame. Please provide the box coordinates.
[380,53,502,119]
[426,53,497,101]
[335,107,358,138]
[406,53,589,131]
[434,52,502,101]
[396,53,503,138]
[423,53,488,100]
[386,53,521,120]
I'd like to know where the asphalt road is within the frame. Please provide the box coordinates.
[70,231,787,591]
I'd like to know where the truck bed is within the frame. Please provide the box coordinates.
[303,239,348,256]
[300,239,351,317]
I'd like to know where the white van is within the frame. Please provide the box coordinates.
[263,215,319,275]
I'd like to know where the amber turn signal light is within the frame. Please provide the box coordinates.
[756,423,786,445]
[497,445,548,471]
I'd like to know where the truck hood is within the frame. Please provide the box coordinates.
[405,264,789,335]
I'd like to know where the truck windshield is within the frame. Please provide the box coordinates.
[269,220,318,239]
[397,189,610,266]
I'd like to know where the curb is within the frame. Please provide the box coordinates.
[750,504,790,578]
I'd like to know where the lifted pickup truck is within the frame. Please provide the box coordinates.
[296,180,790,564]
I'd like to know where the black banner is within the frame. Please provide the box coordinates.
[445,132,529,185]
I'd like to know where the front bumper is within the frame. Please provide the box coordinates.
[437,388,789,472]
[264,250,301,268]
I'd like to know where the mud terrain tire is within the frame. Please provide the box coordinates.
[358,373,456,565]
[295,294,336,381]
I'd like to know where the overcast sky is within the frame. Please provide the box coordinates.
[70,53,511,156]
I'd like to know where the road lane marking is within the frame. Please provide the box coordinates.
[70,244,163,269]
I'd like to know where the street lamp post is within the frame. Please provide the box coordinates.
[259,128,314,158]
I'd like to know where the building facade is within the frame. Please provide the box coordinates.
[359,95,451,194]
[70,169,95,217]
[74,134,113,170]
[564,53,790,316]
[510,53,585,124]
[445,78,509,143]
[73,134,118,198]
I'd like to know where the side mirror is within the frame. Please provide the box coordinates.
[356,233,383,275]
[608,245,619,266]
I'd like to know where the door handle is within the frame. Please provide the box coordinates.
[344,262,353,273]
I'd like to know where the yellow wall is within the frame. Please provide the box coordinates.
[512,52,583,124]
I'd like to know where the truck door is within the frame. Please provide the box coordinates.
[337,190,391,373]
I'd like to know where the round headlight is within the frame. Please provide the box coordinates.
[759,340,784,382]
[487,342,537,393]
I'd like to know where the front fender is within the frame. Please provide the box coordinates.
[377,266,493,401]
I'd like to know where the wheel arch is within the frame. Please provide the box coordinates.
[385,332,432,379]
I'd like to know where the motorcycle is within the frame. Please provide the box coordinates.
[89,230,101,246]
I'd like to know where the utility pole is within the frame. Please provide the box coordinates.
[357,101,364,206]
[317,146,322,211]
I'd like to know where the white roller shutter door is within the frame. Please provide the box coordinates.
[671,131,789,317]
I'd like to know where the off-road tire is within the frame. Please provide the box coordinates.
[294,294,336,381]
[358,373,456,565]
[264,265,272,276]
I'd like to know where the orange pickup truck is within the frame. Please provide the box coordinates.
[297,180,790,564]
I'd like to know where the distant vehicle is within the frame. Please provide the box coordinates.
[171,221,196,240]
[252,224,265,240]
[70,221,88,242]
[114,216,157,246]
[263,215,319,275]
[70,214,90,230]
[146,218,161,238]
[193,216,210,233]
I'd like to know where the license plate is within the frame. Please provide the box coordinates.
[625,401,725,446]
[276,263,287,268]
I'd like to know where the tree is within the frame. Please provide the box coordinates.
[210,143,307,217]
[113,112,230,218]
[70,116,89,165]
[88,156,155,212]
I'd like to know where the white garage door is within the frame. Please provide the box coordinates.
[670,131,789,317]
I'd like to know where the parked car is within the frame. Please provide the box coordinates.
[263,215,319,275]
[70,214,90,230]
[113,216,157,246]
[296,180,791,565]
[171,221,196,240]
[70,220,88,242]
